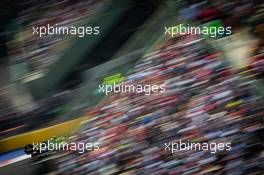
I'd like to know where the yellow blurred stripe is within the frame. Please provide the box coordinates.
[0,116,90,152]
[225,100,243,108]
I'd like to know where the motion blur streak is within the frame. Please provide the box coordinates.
[0,0,264,175]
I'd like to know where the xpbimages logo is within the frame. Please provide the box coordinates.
[165,23,232,37]
[31,140,100,154]
[164,140,231,154]
[98,83,166,95]
[32,24,100,37]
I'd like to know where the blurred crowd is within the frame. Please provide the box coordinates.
[24,0,264,174]
[49,34,264,174]
[1,0,264,174]
[179,0,264,78]
[8,0,107,74]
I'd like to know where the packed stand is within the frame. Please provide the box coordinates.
[49,34,264,174]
